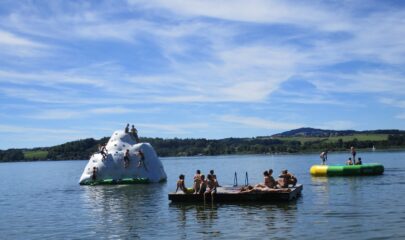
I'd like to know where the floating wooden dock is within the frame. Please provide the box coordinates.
[168,184,303,203]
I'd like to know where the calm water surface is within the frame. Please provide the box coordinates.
[1,151,405,239]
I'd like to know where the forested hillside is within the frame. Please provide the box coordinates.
[1,129,405,162]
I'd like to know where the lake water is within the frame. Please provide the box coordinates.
[1,151,405,239]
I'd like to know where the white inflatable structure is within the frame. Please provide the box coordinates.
[79,130,167,185]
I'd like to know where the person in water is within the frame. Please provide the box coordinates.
[278,170,297,188]
[125,123,130,133]
[351,146,356,161]
[176,174,188,194]
[355,157,362,165]
[346,157,353,165]
[193,170,202,194]
[91,167,98,181]
[124,149,130,168]
[320,150,328,165]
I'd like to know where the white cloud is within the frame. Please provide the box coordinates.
[22,106,161,120]
[318,120,356,130]
[27,109,82,120]
[379,98,405,109]
[396,113,405,120]
[307,70,405,95]
[138,122,210,135]
[0,29,48,57]
[219,114,302,130]
[130,0,347,32]
[0,30,44,47]
[0,124,79,134]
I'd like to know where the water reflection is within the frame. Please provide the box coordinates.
[80,184,166,238]
[169,201,298,239]
[310,176,330,206]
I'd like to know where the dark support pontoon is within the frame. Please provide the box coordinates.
[168,184,303,203]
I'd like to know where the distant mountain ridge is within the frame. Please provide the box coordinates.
[272,127,405,137]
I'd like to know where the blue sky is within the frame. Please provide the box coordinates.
[1,0,405,149]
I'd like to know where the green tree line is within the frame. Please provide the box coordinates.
[1,134,405,162]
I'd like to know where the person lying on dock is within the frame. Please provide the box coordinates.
[239,185,291,193]
[193,170,202,194]
[278,170,297,188]
[239,185,255,193]
[176,174,188,194]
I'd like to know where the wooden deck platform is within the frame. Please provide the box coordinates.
[168,184,303,203]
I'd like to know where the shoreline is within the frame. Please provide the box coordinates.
[2,147,405,164]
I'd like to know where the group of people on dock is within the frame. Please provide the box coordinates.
[240,169,297,193]
[176,170,220,196]
[320,146,363,165]
[176,168,298,195]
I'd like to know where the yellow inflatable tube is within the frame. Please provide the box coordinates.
[310,165,328,176]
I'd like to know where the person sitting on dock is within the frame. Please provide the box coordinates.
[193,170,202,194]
[176,174,188,194]
[210,169,221,187]
[255,171,272,189]
[267,169,277,188]
[346,157,353,165]
[278,170,297,188]
[320,150,328,165]
[124,149,130,168]
[204,174,217,196]
[355,157,362,165]
[198,174,207,194]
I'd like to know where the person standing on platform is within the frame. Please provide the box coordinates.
[320,150,328,165]
[351,146,356,161]
[125,123,130,133]
[131,125,140,143]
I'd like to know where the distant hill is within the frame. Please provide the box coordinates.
[272,127,405,137]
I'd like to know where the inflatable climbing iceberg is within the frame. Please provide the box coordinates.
[79,130,167,185]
